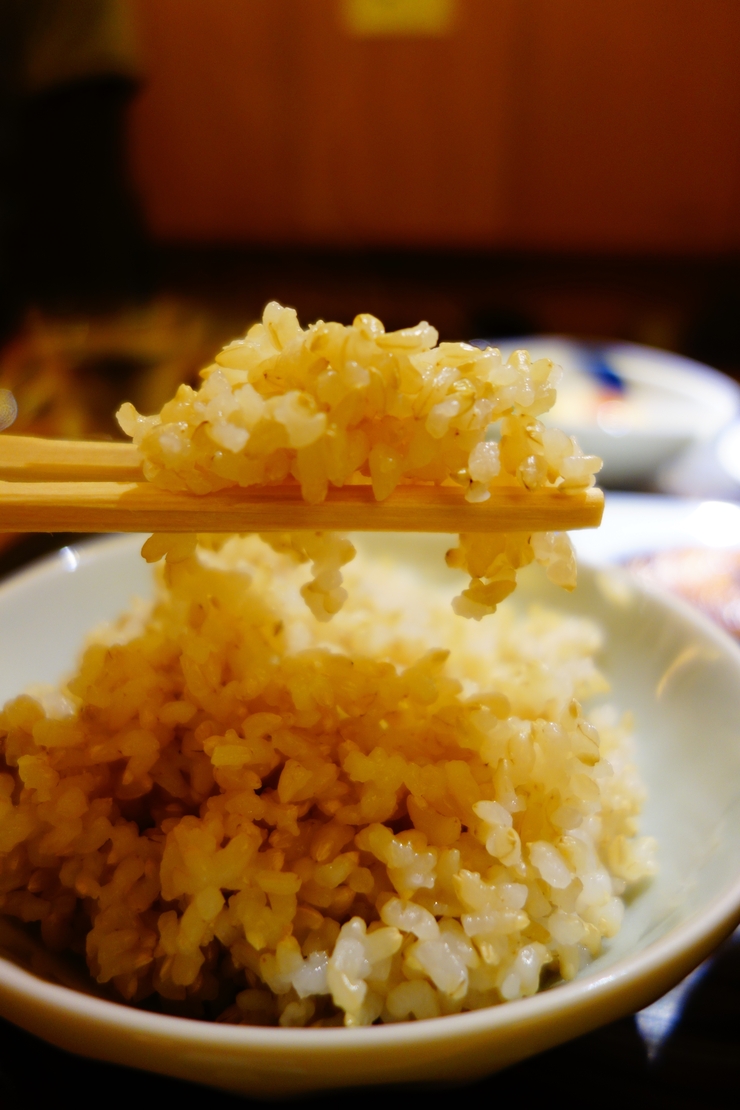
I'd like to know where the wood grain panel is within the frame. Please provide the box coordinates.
[128,0,740,251]
[129,0,303,242]
[506,0,740,252]
[129,0,516,246]
[290,0,516,245]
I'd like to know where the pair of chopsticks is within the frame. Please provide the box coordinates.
[0,435,604,534]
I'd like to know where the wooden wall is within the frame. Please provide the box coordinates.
[128,0,740,252]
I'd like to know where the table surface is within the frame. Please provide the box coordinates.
[1,523,739,1109]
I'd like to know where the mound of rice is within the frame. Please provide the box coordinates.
[0,536,655,1026]
[118,303,601,619]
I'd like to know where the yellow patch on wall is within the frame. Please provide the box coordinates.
[341,0,457,37]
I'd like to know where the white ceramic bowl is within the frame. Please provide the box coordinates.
[2,535,740,1097]
[479,338,740,488]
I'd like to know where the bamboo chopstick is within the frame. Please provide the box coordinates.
[0,434,604,533]
[0,435,142,482]
[0,478,603,534]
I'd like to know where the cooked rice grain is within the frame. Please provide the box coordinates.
[118,303,600,618]
[0,537,655,1025]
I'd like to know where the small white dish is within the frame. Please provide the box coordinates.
[479,338,740,488]
[1,534,740,1096]
[572,491,740,564]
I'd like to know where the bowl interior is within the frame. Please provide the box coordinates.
[1,534,740,999]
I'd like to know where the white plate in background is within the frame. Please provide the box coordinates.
[475,338,740,488]
[571,492,740,564]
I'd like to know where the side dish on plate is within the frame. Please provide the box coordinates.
[627,547,740,640]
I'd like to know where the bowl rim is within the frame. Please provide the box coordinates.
[2,534,740,1051]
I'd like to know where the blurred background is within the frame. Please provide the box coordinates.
[1,2,740,1105]
[2,0,740,444]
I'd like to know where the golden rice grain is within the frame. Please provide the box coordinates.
[0,536,655,1025]
[119,304,600,619]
